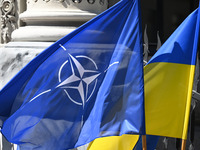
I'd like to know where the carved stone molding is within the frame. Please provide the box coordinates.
[12,0,108,42]
[29,0,106,5]
[0,0,17,44]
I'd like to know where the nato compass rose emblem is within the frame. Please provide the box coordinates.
[29,44,119,109]
[56,52,101,108]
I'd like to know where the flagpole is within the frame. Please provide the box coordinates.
[142,135,147,150]
[181,139,186,150]
[182,2,200,150]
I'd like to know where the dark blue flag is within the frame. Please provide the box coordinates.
[0,0,145,149]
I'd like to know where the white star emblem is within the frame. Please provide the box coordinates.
[56,54,100,107]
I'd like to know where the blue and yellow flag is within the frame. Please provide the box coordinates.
[145,8,200,139]
[0,0,145,149]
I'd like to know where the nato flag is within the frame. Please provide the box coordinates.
[0,0,145,149]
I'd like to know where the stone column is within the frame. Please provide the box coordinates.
[12,0,108,42]
[0,0,18,44]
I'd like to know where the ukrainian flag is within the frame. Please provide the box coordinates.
[145,8,200,139]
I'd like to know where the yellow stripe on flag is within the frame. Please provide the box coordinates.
[87,135,139,150]
[144,62,195,139]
